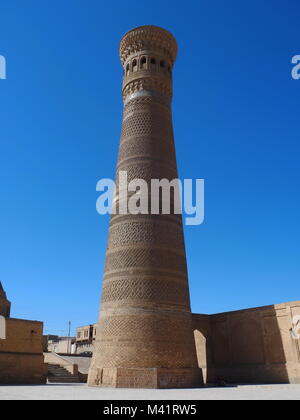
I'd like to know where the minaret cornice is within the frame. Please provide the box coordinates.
[119,25,178,67]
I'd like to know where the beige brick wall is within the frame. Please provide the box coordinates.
[193,301,300,384]
[0,318,47,384]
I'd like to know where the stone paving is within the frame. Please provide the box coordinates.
[0,383,299,400]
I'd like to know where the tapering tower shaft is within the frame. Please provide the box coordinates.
[88,26,202,388]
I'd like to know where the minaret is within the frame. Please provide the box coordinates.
[0,281,11,318]
[88,25,202,388]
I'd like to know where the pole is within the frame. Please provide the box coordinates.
[67,321,71,354]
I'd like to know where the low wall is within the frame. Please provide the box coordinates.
[0,318,47,384]
[0,352,47,384]
[192,300,300,384]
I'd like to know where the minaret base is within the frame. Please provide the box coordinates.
[88,367,203,389]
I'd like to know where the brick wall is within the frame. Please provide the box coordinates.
[0,318,47,384]
[192,301,300,384]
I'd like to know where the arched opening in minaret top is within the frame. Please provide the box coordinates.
[150,57,156,69]
[132,59,138,72]
[140,56,147,70]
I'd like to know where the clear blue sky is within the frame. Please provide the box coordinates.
[0,0,299,336]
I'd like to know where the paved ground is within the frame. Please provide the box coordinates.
[0,383,299,400]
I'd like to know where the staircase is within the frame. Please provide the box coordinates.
[47,363,80,383]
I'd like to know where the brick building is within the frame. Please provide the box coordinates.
[0,281,47,384]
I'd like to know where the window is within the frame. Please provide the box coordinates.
[150,58,157,70]
[160,60,165,68]
[140,56,147,70]
[132,59,138,72]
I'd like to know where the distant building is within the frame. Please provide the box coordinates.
[75,324,97,355]
[46,335,76,354]
[44,324,97,355]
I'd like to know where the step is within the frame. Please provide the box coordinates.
[47,363,80,383]
[48,374,75,378]
[48,379,79,383]
[48,377,80,381]
[49,373,74,377]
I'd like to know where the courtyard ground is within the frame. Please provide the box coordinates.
[0,383,299,400]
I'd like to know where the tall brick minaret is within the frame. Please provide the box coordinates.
[88,25,202,388]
